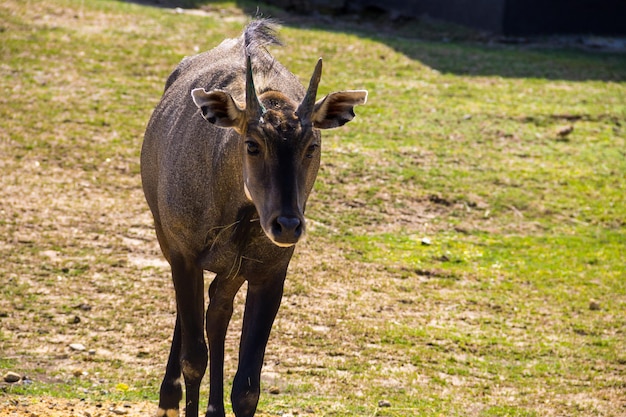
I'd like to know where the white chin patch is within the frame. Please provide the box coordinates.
[263,229,305,248]
[271,239,297,248]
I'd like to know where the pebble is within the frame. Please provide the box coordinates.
[589,299,601,311]
[421,237,432,246]
[556,125,574,138]
[268,386,280,395]
[69,343,86,351]
[76,303,92,311]
[4,371,21,383]
[378,400,391,408]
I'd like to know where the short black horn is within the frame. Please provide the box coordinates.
[246,55,266,118]
[296,58,323,122]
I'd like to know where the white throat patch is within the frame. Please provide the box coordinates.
[244,182,252,201]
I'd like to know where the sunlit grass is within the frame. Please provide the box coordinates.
[1,0,625,416]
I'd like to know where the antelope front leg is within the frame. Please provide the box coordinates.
[205,275,245,417]
[170,254,207,417]
[157,315,182,417]
[231,273,286,417]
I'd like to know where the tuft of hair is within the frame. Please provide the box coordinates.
[244,18,283,57]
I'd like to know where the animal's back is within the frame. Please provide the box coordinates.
[143,36,245,164]
[140,37,244,253]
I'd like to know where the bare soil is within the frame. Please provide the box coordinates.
[1,395,154,417]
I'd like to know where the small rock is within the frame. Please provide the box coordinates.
[69,315,81,324]
[110,408,128,415]
[268,386,280,395]
[69,343,86,351]
[378,400,391,408]
[4,371,21,383]
[557,125,573,135]
[556,125,574,140]
[589,299,601,311]
[421,237,432,246]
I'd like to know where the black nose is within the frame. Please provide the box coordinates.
[272,216,303,243]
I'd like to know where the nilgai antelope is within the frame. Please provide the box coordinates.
[141,19,367,417]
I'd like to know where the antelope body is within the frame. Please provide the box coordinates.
[141,20,367,417]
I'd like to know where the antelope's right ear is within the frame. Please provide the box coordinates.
[191,88,245,129]
[311,90,368,129]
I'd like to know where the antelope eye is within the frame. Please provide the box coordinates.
[306,144,319,158]
[246,140,260,155]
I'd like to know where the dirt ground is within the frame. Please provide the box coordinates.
[0,395,154,417]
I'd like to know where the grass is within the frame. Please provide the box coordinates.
[1,0,625,416]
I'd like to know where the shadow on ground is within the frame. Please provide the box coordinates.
[122,0,626,82]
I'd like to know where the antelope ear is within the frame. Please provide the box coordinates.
[191,88,245,129]
[311,90,368,129]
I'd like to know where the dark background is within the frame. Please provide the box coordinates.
[261,0,626,36]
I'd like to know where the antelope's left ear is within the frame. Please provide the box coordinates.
[311,90,368,129]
